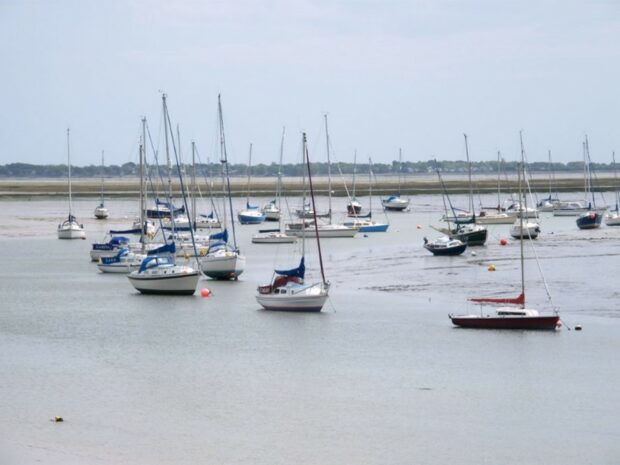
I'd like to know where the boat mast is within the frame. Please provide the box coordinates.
[613,151,619,212]
[519,131,526,307]
[324,114,332,222]
[352,150,357,201]
[464,134,474,217]
[246,143,252,207]
[100,150,105,206]
[163,94,172,202]
[218,94,238,250]
[277,127,285,231]
[398,148,402,196]
[496,151,501,210]
[140,118,146,251]
[368,157,373,215]
[66,128,73,217]
[547,149,553,201]
[305,133,327,286]
[585,135,595,208]
[191,141,197,228]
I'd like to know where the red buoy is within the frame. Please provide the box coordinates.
[500,238,508,246]
[200,288,211,298]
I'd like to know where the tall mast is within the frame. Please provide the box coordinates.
[496,151,501,210]
[191,141,197,227]
[352,150,357,200]
[547,149,553,200]
[66,128,72,216]
[100,150,105,205]
[368,157,373,214]
[140,118,146,250]
[324,114,332,222]
[585,135,595,207]
[519,131,526,306]
[464,134,474,215]
[163,94,172,202]
[305,133,327,285]
[398,148,402,195]
[218,94,238,249]
[246,143,253,207]
[277,127,285,231]
[613,151,619,212]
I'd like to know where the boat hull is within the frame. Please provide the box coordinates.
[424,243,467,256]
[127,272,199,295]
[449,314,560,330]
[200,253,246,279]
[576,212,603,229]
[382,199,409,211]
[256,292,328,312]
[94,207,109,219]
[605,214,620,226]
[252,232,297,244]
[450,228,487,246]
[58,225,86,240]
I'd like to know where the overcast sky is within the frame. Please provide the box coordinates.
[1,0,619,167]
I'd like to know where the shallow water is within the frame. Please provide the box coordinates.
[1,195,619,464]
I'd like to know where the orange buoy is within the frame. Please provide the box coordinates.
[416,225,421,229]
[488,264,496,271]
[500,238,508,246]
[200,288,211,298]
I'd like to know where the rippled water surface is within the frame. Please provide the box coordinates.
[1,195,619,464]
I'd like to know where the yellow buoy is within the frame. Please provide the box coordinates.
[54,416,64,422]
[488,264,496,271]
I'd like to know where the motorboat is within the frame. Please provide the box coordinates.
[423,236,467,256]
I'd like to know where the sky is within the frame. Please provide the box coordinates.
[1,0,620,167]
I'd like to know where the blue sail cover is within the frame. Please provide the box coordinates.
[100,248,129,265]
[275,257,305,279]
[147,242,176,256]
[138,255,174,273]
[209,229,228,243]
[246,202,259,210]
[200,212,215,219]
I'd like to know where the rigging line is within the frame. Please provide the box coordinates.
[192,145,221,220]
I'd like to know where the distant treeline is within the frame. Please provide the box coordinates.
[0,160,612,178]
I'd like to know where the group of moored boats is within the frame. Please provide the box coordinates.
[56,104,618,331]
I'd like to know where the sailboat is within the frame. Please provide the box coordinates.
[238,143,266,225]
[199,95,246,279]
[346,151,362,215]
[576,136,606,229]
[94,150,109,219]
[285,114,357,238]
[256,132,330,312]
[435,135,487,246]
[605,152,620,226]
[58,128,86,240]
[537,150,562,212]
[449,145,560,330]
[476,152,517,225]
[343,158,389,232]
[127,95,199,295]
[253,128,297,244]
[381,148,410,211]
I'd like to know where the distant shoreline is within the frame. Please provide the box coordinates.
[0,173,615,198]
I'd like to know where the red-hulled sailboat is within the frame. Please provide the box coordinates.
[449,134,560,331]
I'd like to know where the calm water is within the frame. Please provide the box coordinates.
[1,195,619,464]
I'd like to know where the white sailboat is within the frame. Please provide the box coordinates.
[605,151,620,226]
[58,128,86,240]
[381,148,410,211]
[199,95,246,279]
[253,128,297,244]
[237,143,266,225]
[256,132,330,312]
[94,150,109,219]
[344,158,389,232]
[286,115,357,238]
[127,95,199,294]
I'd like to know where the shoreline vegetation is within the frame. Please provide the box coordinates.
[0,173,615,198]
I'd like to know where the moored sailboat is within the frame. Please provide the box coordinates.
[94,150,109,219]
[449,136,560,330]
[256,133,329,312]
[58,128,86,240]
